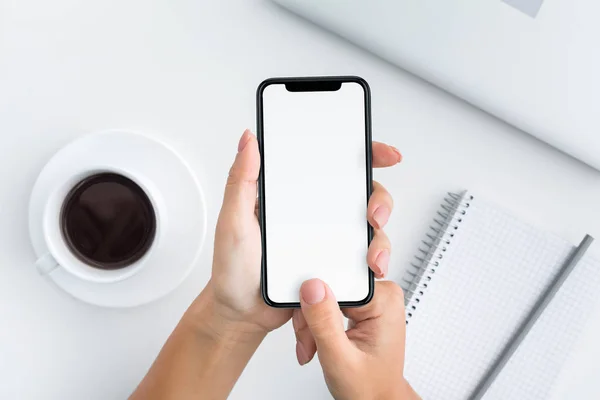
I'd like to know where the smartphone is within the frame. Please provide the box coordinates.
[257,76,373,308]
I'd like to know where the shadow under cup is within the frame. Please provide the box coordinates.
[60,173,156,270]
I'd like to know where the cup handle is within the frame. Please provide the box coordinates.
[36,253,60,275]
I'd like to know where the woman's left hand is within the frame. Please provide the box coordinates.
[198,129,402,336]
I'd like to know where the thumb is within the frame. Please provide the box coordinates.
[300,279,352,363]
[220,130,260,221]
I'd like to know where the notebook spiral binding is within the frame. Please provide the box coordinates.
[402,191,473,324]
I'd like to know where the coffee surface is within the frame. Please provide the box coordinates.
[61,173,156,269]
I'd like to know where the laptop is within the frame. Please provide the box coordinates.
[271,0,600,171]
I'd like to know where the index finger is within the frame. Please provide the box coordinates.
[372,141,402,168]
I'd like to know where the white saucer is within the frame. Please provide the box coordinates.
[28,130,207,308]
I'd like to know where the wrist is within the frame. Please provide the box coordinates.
[131,282,266,400]
[183,282,268,348]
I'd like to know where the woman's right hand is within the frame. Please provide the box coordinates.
[293,279,420,400]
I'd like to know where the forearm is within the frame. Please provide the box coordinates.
[130,285,266,400]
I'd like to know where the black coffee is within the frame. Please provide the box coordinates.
[60,173,156,270]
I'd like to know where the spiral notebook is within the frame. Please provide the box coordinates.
[401,191,600,400]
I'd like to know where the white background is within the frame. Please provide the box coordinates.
[262,82,369,304]
[1,0,599,399]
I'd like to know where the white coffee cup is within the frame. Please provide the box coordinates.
[34,166,166,284]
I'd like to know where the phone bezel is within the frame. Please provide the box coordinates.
[256,76,374,308]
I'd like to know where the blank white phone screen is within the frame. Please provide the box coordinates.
[262,81,370,304]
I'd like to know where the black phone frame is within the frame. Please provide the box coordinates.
[256,76,374,308]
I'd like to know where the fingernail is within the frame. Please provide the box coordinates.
[296,341,310,366]
[300,279,326,305]
[391,146,402,162]
[373,206,390,229]
[375,249,390,277]
[238,130,252,152]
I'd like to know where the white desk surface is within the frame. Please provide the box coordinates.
[1,0,600,398]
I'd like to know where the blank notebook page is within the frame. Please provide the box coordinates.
[402,192,600,400]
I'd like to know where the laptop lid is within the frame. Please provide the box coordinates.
[272,0,600,171]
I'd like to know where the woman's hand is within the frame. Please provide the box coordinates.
[201,129,402,336]
[295,279,420,400]
[131,129,403,400]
